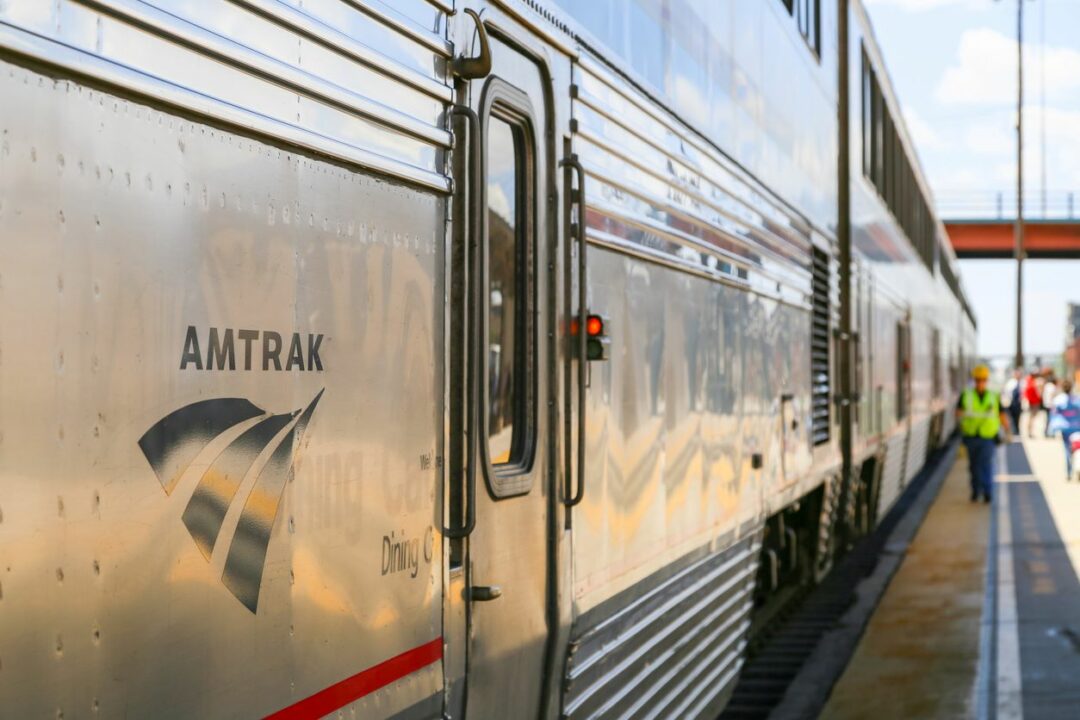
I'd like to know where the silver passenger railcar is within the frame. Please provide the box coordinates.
[0,0,973,718]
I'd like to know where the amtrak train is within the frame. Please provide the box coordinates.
[0,0,974,717]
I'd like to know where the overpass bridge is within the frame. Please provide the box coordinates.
[940,190,1080,259]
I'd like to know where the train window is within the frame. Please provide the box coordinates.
[931,328,942,398]
[779,0,820,56]
[862,52,873,179]
[873,81,884,192]
[474,77,541,500]
[897,322,910,421]
[862,43,938,273]
[483,97,537,480]
[882,110,890,200]
[884,113,894,209]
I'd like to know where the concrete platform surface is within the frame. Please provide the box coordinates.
[821,447,988,719]
[820,423,1080,720]
[1000,432,1080,718]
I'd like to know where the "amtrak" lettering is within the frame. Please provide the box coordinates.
[180,326,324,371]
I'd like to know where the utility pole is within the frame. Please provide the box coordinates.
[1040,0,1047,218]
[837,0,853,544]
[1014,0,1026,370]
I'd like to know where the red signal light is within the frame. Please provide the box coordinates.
[570,311,610,361]
[586,315,604,337]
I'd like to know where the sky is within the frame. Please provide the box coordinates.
[863,0,1080,358]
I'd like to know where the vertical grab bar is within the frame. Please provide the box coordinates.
[444,104,481,539]
[561,155,587,507]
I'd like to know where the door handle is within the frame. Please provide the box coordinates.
[468,585,502,602]
[561,154,587,508]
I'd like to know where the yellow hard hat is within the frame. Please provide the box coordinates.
[971,364,990,380]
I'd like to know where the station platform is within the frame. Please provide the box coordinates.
[823,429,1080,719]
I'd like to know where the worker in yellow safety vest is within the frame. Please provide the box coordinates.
[955,364,1011,503]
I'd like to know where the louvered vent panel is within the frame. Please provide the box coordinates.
[811,248,831,446]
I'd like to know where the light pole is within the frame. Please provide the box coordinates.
[1015,0,1026,371]
[1002,0,1035,370]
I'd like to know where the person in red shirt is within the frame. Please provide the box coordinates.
[1023,371,1044,438]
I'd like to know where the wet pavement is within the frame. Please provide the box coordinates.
[822,419,1080,719]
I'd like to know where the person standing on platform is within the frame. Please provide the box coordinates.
[1049,380,1080,481]
[1002,367,1023,435]
[957,364,1011,503]
[1023,370,1043,438]
[1042,373,1059,437]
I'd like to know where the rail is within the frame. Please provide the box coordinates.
[937,189,1080,221]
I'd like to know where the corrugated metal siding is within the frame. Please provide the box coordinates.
[562,536,760,720]
[904,416,930,484]
[0,0,451,190]
[571,55,815,307]
[810,248,831,446]
[941,405,957,438]
[876,430,907,522]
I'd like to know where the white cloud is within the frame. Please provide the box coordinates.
[934,105,1080,216]
[937,28,1080,105]
[902,107,944,151]
[1021,106,1080,189]
[964,119,1012,157]
[964,106,1080,185]
[931,166,983,191]
[488,184,512,222]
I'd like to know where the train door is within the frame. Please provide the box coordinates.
[862,270,876,439]
[445,12,556,718]
[897,318,912,422]
[853,267,863,436]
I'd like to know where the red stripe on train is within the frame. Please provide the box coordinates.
[264,638,443,720]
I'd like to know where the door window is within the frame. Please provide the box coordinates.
[485,110,534,472]
[897,321,910,420]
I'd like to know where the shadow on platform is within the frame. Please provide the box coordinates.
[822,438,1080,719]
[1006,476,1080,716]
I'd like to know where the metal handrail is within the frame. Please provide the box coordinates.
[937,189,1079,221]
[443,104,482,539]
[561,155,588,508]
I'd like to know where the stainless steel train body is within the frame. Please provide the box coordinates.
[0,0,974,718]
[849,2,976,523]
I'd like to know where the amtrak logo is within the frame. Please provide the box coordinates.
[137,390,324,612]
